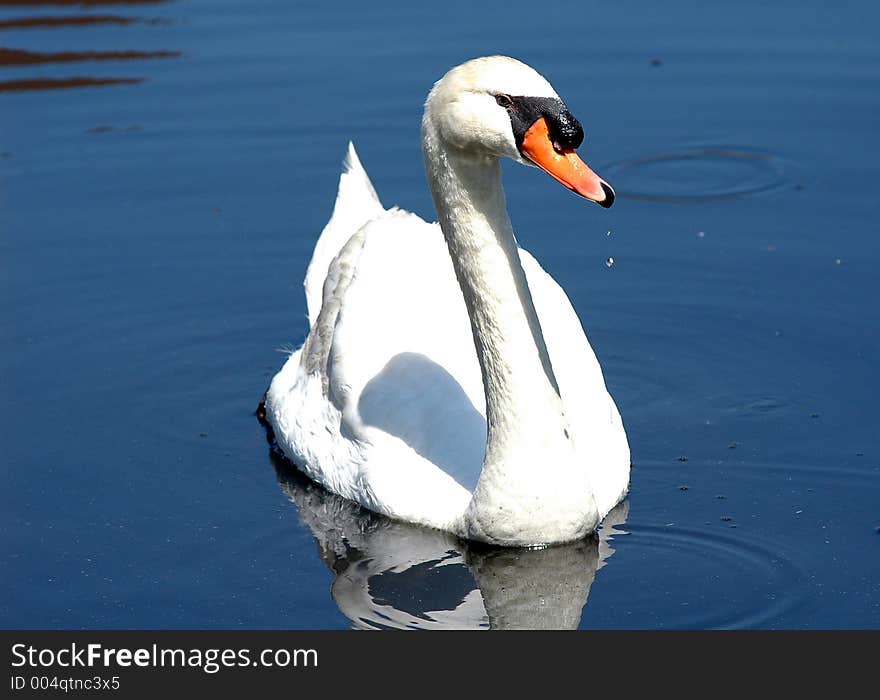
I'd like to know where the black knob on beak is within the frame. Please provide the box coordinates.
[547,107,584,151]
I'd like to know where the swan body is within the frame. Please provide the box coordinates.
[264,56,630,546]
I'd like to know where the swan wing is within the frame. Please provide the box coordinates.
[268,202,482,531]
[520,250,631,516]
[323,210,487,484]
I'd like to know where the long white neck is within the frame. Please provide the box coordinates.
[422,128,565,450]
[422,120,597,546]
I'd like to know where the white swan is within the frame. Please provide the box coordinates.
[263,56,630,546]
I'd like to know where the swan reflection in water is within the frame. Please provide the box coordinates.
[271,453,629,630]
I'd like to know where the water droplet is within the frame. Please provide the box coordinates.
[605,257,614,268]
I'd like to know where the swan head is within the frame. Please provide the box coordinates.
[423,56,614,207]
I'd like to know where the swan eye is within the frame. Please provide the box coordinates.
[495,94,513,109]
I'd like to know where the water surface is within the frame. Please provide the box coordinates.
[2,0,879,628]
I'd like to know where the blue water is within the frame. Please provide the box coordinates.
[2,0,878,629]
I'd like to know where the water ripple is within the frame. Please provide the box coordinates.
[602,147,792,203]
[611,523,810,628]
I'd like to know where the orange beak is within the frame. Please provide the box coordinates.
[520,117,615,208]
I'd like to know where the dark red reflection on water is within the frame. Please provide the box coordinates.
[0,1,171,6]
[0,48,180,65]
[0,76,143,91]
[0,0,177,92]
[0,15,168,29]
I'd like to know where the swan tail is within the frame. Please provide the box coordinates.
[304,142,384,327]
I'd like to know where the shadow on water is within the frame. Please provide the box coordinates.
[0,0,177,93]
[269,450,630,630]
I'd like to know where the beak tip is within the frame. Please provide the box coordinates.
[598,182,615,209]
